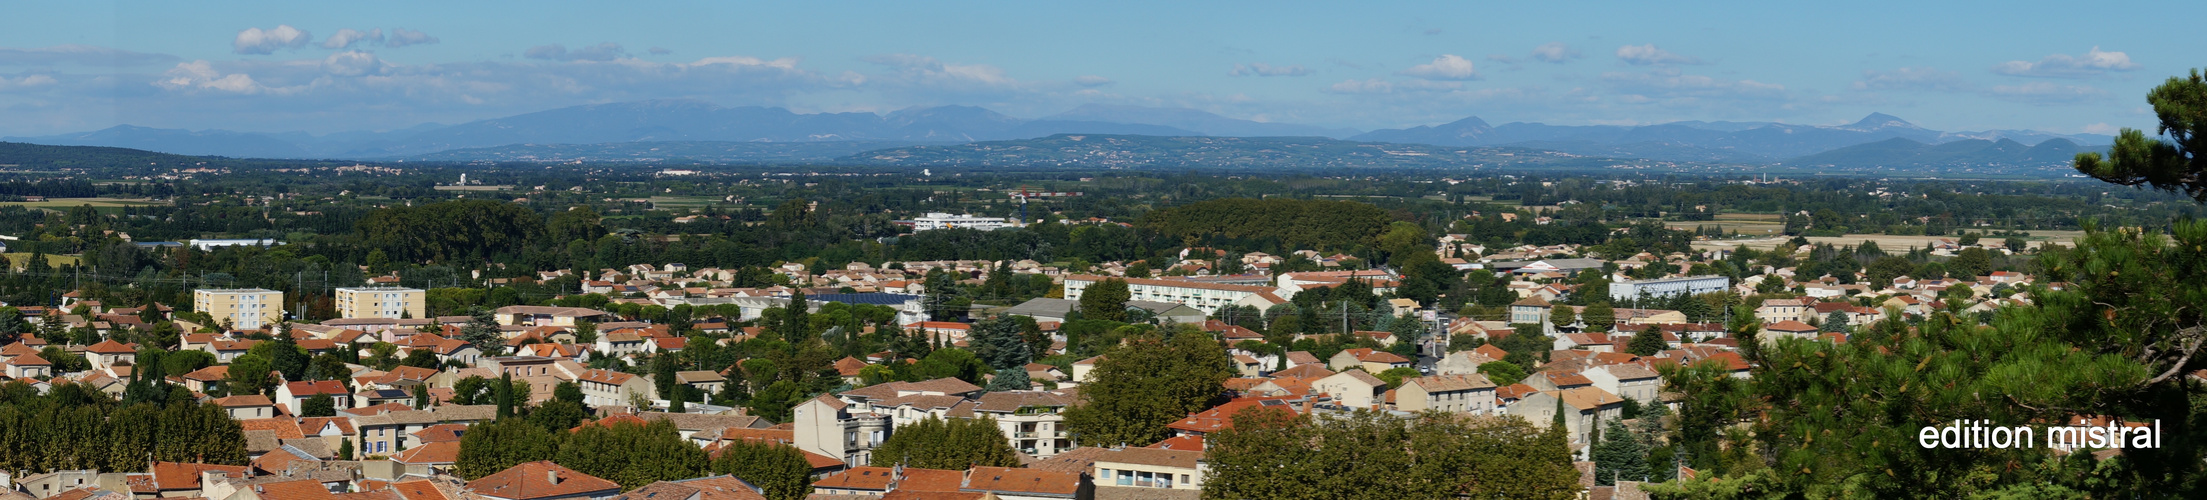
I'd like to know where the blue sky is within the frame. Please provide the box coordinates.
[0,1,2196,136]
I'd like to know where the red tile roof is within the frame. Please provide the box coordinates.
[149,462,249,491]
[393,441,461,465]
[959,466,1081,496]
[464,461,620,500]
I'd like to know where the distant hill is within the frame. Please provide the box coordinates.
[841,134,1620,170]
[1785,137,2096,172]
[0,141,211,168]
[1352,113,2109,164]
[1040,104,1359,138]
[405,140,936,163]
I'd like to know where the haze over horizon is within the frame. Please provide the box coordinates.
[0,1,2197,138]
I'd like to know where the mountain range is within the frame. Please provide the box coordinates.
[1348,113,2108,163]
[0,99,2112,170]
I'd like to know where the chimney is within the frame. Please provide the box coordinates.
[547,470,561,485]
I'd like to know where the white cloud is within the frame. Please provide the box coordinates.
[234,25,312,55]
[1989,82,2107,103]
[526,43,628,62]
[1615,44,1702,66]
[1073,75,1113,87]
[0,74,59,91]
[1230,63,1312,77]
[1531,42,1580,63]
[0,45,179,66]
[385,28,439,48]
[1321,78,1461,95]
[157,60,264,93]
[1396,54,1479,80]
[1994,47,2139,78]
[1601,68,1785,100]
[1853,67,1971,92]
[863,53,1019,90]
[321,29,384,49]
[323,51,384,77]
[1323,79,1390,94]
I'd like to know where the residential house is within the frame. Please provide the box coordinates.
[493,306,612,327]
[465,461,621,500]
[957,466,1087,500]
[1582,364,1662,406]
[1394,374,1498,414]
[1312,370,1387,409]
[964,390,1077,459]
[215,395,279,419]
[1513,386,1625,455]
[577,369,656,407]
[1093,447,1205,492]
[275,380,355,415]
[1756,298,1813,324]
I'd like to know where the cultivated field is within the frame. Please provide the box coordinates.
[1667,213,1787,236]
[1691,230,2087,252]
[1,197,168,215]
[2,253,81,267]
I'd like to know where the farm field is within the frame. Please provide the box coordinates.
[2,252,81,268]
[0,197,168,215]
[1691,230,2087,252]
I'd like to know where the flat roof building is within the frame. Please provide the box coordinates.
[195,288,283,330]
[335,287,426,319]
[1609,275,1731,304]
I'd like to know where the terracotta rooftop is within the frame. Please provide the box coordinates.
[464,461,620,500]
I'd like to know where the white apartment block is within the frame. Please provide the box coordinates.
[194,288,284,330]
[1609,275,1731,304]
[1061,275,1286,315]
[910,212,1011,231]
[334,287,426,319]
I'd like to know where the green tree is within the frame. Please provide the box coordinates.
[224,353,277,397]
[984,368,1031,392]
[1580,303,1615,332]
[554,419,709,490]
[1626,325,1667,356]
[1062,332,1232,447]
[1079,278,1132,323]
[1949,247,1994,279]
[869,415,1021,469]
[1204,406,1578,499]
[528,400,590,432]
[969,316,1032,370]
[709,441,814,500]
[301,393,336,417]
[1819,311,1850,333]
[459,309,505,356]
[454,419,560,479]
[1591,418,1649,486]
[1549,305,1577,331]
[1476,361,1526,386]
[1374,366,1422,387]
[2072,70,2207,200]
[338,438,354,460]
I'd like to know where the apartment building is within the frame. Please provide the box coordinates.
[1061,275,1287,315]
[194,288,284,330]
[1608,275,1731,304]
[334,287,426,319]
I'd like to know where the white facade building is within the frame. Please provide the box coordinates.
[1608,275,1731,303]
[1061,275,1287,315]
[910,212,1010,231]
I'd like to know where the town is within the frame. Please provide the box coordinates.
[0,154,2141,500]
